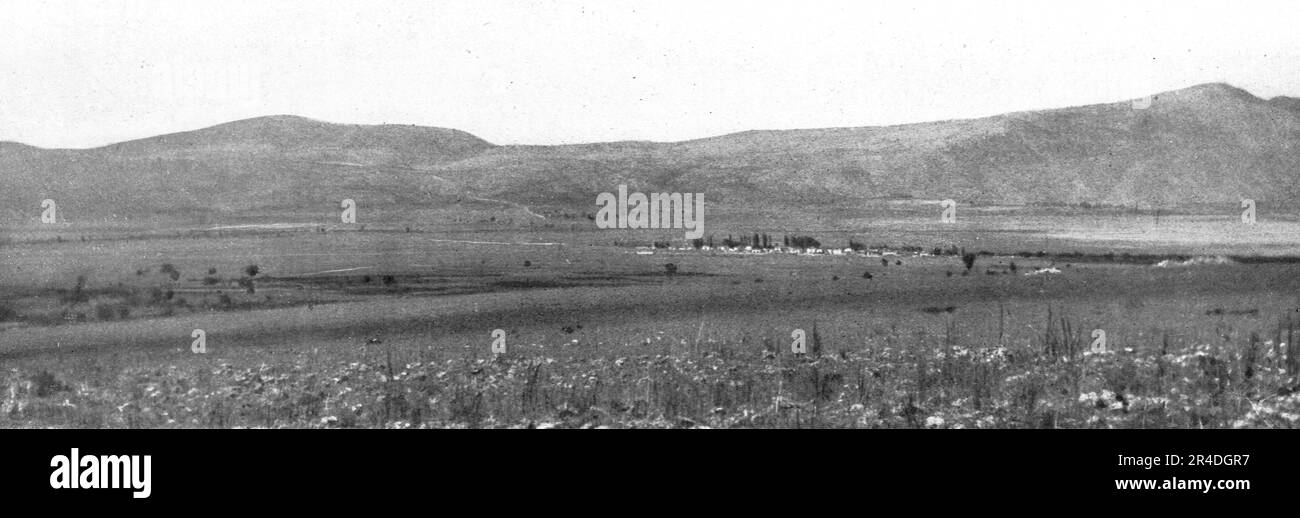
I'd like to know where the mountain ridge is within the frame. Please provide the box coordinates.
[8,82,1284,151]
[3,82,1299,223]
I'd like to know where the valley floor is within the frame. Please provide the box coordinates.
[2,214,1299,428]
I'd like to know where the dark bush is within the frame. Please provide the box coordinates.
[30,370,70,397]
[787,235,820,249]
[962,252,977,271]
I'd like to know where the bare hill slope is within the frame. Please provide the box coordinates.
[3,83,1299,224]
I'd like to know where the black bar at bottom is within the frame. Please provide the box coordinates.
[2,429,1286,510]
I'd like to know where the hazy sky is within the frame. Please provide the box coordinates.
[2,0,1298,148]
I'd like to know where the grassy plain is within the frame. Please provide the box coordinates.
[2,206,1299,428]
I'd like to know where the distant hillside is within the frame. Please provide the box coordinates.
[100,115,493,164]
[430,83,1300,208]
[1269,96,1300,114]
[3,83,1300,224]
[0,116,494,222]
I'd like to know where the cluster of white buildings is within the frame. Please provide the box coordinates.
[634,245,924,258]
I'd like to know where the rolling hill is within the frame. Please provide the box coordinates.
[3,83,1299,225]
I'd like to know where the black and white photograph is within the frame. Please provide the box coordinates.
[1,0,1296,504]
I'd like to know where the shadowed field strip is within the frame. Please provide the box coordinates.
[0,285,736,359]
[5,263,1296,361]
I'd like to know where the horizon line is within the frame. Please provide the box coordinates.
[3,81,1295,152]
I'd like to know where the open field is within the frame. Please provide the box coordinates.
[3,208,1300,428]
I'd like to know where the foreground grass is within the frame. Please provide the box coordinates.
[4,330,1298,428]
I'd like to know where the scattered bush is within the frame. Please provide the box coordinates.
[29,370,70,398]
